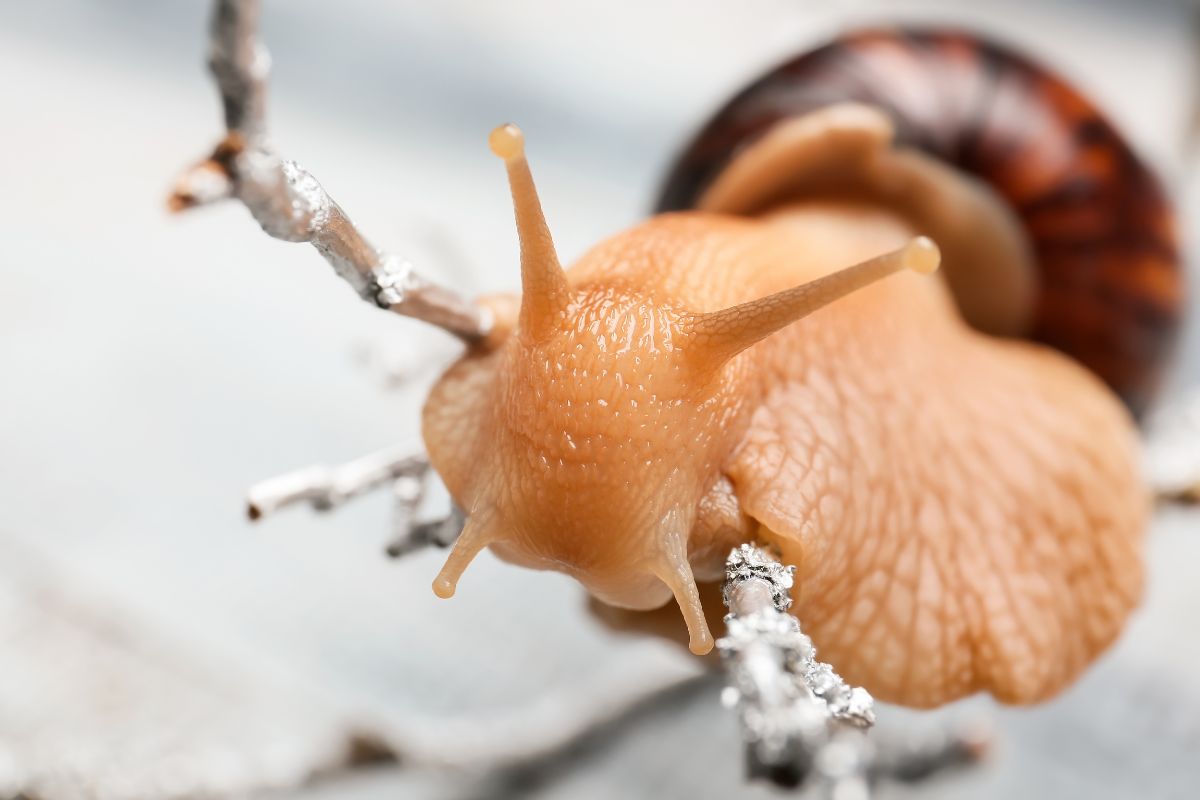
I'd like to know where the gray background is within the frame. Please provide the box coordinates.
[1,1,1199,798]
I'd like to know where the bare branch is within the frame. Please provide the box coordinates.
[386,500,464,559]
[171,0,490,343]
[167,159,234,213]
[208,0,268,137]
[719,544,875,788]
[869,720,991,784]
[246,445,428,521]
[247,444,466,560]
[719,544,987,794]
[387,665,711,771]
[1145,388,1200,505]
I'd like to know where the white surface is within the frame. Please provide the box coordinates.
[1,1,1198,798]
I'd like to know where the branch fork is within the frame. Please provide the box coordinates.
[170,0,489,343]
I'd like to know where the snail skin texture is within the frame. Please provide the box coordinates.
[423,120,1147,708]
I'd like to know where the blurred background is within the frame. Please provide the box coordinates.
[2,1,1199,798]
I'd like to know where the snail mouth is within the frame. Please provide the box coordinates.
[575,569,676,613]
[468,516,714,653]
[488,536,657,595]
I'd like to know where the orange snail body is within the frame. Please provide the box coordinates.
[422,30,1182,708]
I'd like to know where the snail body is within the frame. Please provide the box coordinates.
[423,30,1182,708]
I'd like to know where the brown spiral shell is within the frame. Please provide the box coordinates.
[656,28,1184,416]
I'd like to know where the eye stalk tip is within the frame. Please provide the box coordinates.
[905,236,941,275]
[432,577,457,599]
[489,123,525,162]
[689,630,715,655]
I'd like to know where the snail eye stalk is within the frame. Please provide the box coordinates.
[490,123,571,343]
[689,237,940,363]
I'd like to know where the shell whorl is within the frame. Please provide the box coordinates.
[657,28,1184,416]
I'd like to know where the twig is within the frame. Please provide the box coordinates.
[246,445,428,520]
[1145,388,1200,505]
[719,544,874,788]
[718,544,987,794]
[385,666,712,771]
[246,444,466,558]
[169,0,490,342]
[869,721,991,784]
[387,498,465,559]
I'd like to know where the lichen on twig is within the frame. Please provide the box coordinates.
[719,544,988,794]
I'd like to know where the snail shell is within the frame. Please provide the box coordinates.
[657,28,1185,416]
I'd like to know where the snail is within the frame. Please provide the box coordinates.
[174,9,1185,712]
[422,28,1185,709]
